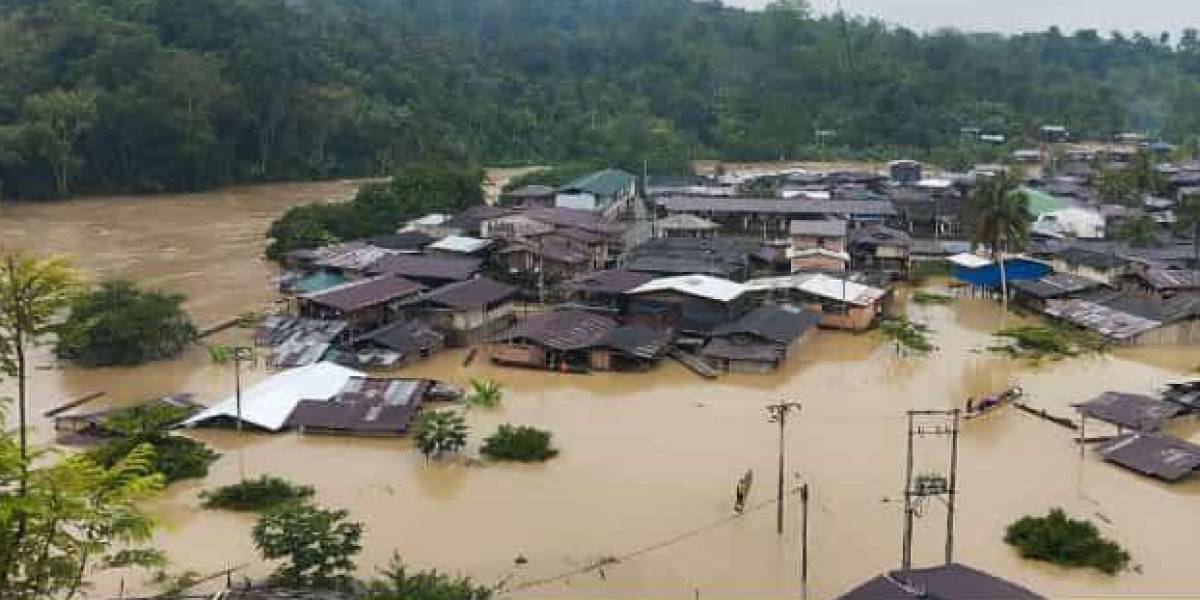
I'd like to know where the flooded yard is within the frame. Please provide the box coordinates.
[1,181,1199,599]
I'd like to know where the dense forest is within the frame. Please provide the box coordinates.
[3,0,1200,198]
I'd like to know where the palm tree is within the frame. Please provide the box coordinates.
[465,378,503,408]
[413,410,468,460]
[1178,192,1200,280]
[0,250,81,460]
[966,171,1032,313]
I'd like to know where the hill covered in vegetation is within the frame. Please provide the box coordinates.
[2,0,1199,197]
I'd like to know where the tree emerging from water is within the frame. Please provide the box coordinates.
[55,280,197,367]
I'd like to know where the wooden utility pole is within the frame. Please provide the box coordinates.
[233,346,255,435]
[766,401,802,535]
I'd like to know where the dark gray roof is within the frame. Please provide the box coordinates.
[1074,391,1186,431]
[664,196,896,217]
[789,219,848,237]
[302,275,425,313]
[1140,269,1200,292]
[626,237,751,280]
[284,378,429,434]
[523,207,623,235]
[367,254,482,281]
[423,277,516,309]
[601,325,672,359]
[1011,273,1106,299]
[445,205,515,233]
[1094,291,1200,324]
[1097,432,1200,482]
[493,309,617,351]
[849,224,913,247]
[1163,380,1200,411]
[711,305,820,345]
[360,320,443,355]
[367,230,435,251]
[564,270,656,296]
[838,563,1044,600]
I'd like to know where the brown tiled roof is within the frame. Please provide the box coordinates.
[302,275,425,313]
[367,254,482,281]
[493,309,617,350]
[424,277,517,309]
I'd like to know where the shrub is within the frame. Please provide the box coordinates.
[912,290,953,305]
[201,476,315,511]
[991,324,1107,360]
[1004,508,1130,575]
[413,410,469,459]
[55,280,197,367]
[252,503,363,589]
[362,553,493,600]
[465,378,503,408]
[86,404,219,483]
[481,424,558,462]
[878,317,935,353]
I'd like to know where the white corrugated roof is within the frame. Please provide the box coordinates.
[916,178,954,189]
[947,253,992,269]
[744,274,885,306]
[627,275,747,303]
[181,362,364,432]
[428,235,490,254]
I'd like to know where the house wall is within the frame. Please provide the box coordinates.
[791,233,846,253]
[590,349,612,371]
[556,192,598,211]
[1131,319,1200,346]
[791,255,846,273]
[490,343,546,368]
[803,302,877,331]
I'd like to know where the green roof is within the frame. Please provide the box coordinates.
[294,271,347,294]
[1018,186,1068,217]
[560,169,636,197]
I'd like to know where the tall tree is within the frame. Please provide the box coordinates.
[966,171,1031,312]
[0,251,81,461]
[16,90,97,197]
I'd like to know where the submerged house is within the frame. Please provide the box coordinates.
[183,362,365,432]
[416,277,518,347]
[342,320,445,369]
[702,305,821,373]
[562,269,655,310]
[625,275,750,334]
[490,309,618,372]
[1043,291,1200,346]
[947,253,1051,291]
[1010,273,1107,311]
[298,275,425,334]
[626,237,752,281]
[838,563,1044,600]
[284,377,432,437]
[848,224,912,278]
[788,220,849,273]
[745,274,889,331]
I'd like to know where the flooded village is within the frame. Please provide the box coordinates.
[3,145,1200,600]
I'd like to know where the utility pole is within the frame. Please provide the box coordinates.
[766,401,802,535]
[899,409,961,580]
[800,482,810,600]
[232,346,255,435]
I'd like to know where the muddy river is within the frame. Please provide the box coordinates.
[1,180,1198,599]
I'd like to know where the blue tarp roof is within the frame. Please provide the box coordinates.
[952,258,1051,288]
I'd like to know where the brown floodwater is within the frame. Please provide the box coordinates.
[1,181,1199,599]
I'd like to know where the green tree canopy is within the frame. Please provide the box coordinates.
[252,503,364,589]
[55,280,197,367]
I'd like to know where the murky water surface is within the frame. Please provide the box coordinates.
[1,181,1198,599]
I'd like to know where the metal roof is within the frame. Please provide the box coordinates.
[493,309,617,351]
[745,274,887,307]
[301,275,425,313]
[367,254,482,281]
[1043,298,1162,341]
[627,275,748,303]
[559,168,636,196]
[789,219,847,237]
[711,304,821,345]
[427,235,491,254]
[838,563,1044,600]
[1074,391,1185,431]
[182,362,365,432]
[664,196,895,217]
[1010,273,1106,299]
[1097,433,1200,482]
[423,277,516,309]
[563,269,655,295]
[947,253,992,269]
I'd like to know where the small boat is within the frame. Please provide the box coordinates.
[964,386,1024,420]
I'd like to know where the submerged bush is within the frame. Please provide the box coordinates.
[480,424,558,462]
[878,317,935,353]
[201,476,315,511]
[1005,508,1130,575]
[465,378,503,408]
[87,404,219,483]
[363,553,493,600]
[991,324,1107,361]
[56,280,197,367]
[912,290,953,305]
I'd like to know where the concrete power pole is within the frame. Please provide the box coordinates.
[899,409,962,579]
[766,401,802,535]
